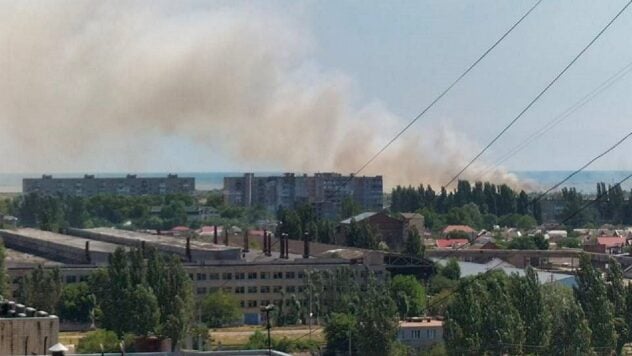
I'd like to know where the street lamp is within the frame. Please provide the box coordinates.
[261,304,276,355]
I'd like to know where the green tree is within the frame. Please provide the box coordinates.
[509,267,550,351]
[441,258,461,280]
[201,290,242,328]
[341,196,361,219]
[574,254,616,352]
[355,276,399,355]
[17,265,63,313]
[128,284,161,336]
[404,227,424,257]
[58,282,94,322]
[444,278,484,355]
[479,274,525,354]
[0,240,10,298]
[390,275,426,318]
[606,259,628,352]
[543,283,592,355]
[324,312,357,355]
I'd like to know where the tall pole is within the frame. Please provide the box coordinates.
[267,313,272,356]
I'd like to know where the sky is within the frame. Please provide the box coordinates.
[1,0,632,182]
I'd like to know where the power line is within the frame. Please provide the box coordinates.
[344,0,544,179]
[445,0,632,187]
[532,130,632,203]
[476,59,632,181]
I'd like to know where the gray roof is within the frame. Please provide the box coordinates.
[340,212,377,224]
[432,258,576,287]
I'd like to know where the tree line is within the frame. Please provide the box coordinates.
[443,255,632,355]
[2,192,270,233]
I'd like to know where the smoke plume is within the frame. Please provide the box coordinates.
[0,1,523,190]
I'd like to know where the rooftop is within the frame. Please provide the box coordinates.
[442,225,476,234]
[399,319,443,328]
[1,228,121,253]
[340,212,377,224]
[84,227,235,251]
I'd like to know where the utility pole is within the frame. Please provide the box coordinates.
[261,304,275,356]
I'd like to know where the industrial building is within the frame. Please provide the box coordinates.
[66,227,242,262]
[22,174,195,197]
[223,172,383,218]
[1,226,404,324]
[0,228,122,265]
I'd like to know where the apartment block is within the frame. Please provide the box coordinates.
[23,174,194,197]
[224,173,383,218]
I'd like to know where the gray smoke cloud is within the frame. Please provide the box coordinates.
[0,1,525,190]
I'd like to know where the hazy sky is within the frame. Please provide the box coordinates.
[2,0,632,178]
[305,0,632,171]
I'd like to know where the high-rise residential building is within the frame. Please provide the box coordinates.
[223,172,383,218]
[22,174,194,197]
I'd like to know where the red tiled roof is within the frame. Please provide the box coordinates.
[171,226,190,232]
[597,236,625,248]
[435,239,469,249]
[442,225,476,234]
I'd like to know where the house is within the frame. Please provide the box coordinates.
[583,236,627,255]
[397,318,443,351]
[435,239,469,249]
[442,225,476,239]
[546,230,568,243]
[339,212,406,251]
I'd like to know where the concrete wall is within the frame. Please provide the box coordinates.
[0,316,59,355]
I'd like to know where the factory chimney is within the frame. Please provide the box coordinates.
[185,237,192,262]
[243,230,250,252]
[280,233,286,259]
[303,232,310,259]
[85,241,91,264]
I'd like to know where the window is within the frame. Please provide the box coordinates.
[196,273,207,281]
[273,272,283,279]
[235,286,245,294]
[236,272,245,280]
[247,286,258,294]
[189,273,194,280]
[222,272,232,280]
[79,275,88,282]
[261,300,270,306]
[240,301,245,308]
[297,271,305,279]
[273,286,283,293]
[248,272,257,279]
[298,286,306,293]
[260,286,270,293]
[208,273,220,280]
[248,300,258,308]
[285,271,295,279]
[286,286,296,293]
[273,299,282,306]
[260,272,269,280]
[65,275,77,284]
[196,287,207,295]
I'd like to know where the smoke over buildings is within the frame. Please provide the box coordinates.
[0,1,523,189]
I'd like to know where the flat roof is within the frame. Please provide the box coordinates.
[85,227,237,252]
[4,248,63,268]
[1,228,122,253]
[400,320,443,328]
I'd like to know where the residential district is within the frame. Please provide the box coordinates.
[1,173,632,355]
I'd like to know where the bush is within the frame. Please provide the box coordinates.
[245,330,319,353]
[76,329,121,353]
